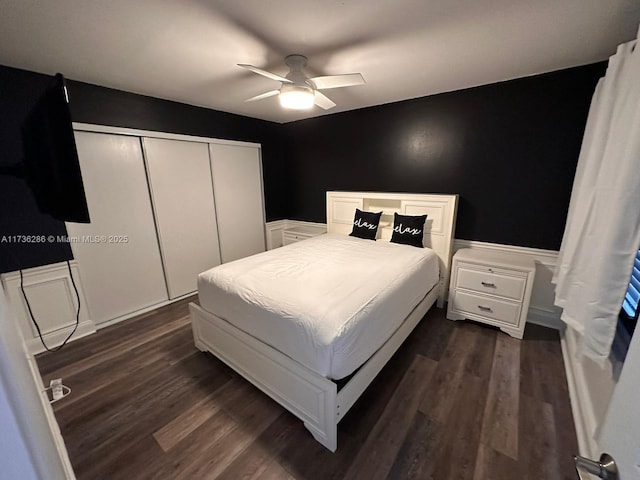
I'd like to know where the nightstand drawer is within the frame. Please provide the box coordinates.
[283,233,306,245]
[450,291,521,326]
[282,226,326,246]
[456,267,526,300]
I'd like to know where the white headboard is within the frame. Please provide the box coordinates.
[326,191,459,306]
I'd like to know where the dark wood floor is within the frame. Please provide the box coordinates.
[37,298,578,480]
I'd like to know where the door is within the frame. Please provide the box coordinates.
[596,331,640,479]
[143,137,221,299]
[68,131,168,323]
[209,143,266,263]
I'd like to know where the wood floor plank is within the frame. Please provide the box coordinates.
[406,312,455,362]
[36,296,195,376]
[148,409,241,480]
[257,460,297,480]
[171,391,283,480]
[36,303,579,479]
[153,388,223,452]
[429,374,489,480]
[153,378,263,454]
[417,325,485,421]
[473,442,520,480]
[68,353,232,476]
[465,321,499,379]
[86,432,166,480]
[519,394,561,480]
[216,412,301,480]
[386,410,438,480]
[480,333,521,459]
[343,354,437,480]
[49,325,196,410]
[42,314,192,381]
[520,324,579,479]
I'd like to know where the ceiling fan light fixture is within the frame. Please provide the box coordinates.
[279,84,314,110]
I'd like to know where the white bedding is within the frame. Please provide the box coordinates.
[197,233,439,379]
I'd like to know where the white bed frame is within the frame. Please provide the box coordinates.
[189,191,458,451]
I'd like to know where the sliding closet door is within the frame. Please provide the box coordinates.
[67,132,168,324]
[143,138,221,299]
[209,143,266,263]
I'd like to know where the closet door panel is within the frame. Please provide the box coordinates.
[67,132,168,324]
[209,144,266,263]
[143,138,221,299]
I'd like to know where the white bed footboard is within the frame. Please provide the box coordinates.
[190,284,438,452]
[190,302,339,451]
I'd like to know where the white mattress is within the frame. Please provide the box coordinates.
[197,233,439,379]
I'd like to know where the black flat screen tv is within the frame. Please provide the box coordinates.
[21,73,90,223]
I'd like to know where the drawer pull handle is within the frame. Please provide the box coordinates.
[478,305,493,312]
[481,281,496,288]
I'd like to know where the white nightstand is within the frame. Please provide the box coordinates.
[282,225,326,246]
[446,248,535,339]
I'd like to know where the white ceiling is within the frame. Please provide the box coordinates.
[1,0,639,124]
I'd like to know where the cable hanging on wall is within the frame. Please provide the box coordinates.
[19,260,81,352]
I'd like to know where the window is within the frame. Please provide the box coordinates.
[620,248,640,335]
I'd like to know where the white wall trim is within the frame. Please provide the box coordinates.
[453,239,559,266]
[72,122,261,148]
[1,261,96,355]
[0,288,76,479]
[561,328,599,458]
[285,219,328,230]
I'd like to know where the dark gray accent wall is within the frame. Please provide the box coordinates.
[283,63,606,250]
[1,61,605,272]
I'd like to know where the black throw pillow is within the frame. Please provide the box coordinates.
[349,209,382,240]
[390,213,427,248]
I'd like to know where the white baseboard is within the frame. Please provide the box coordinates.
[24,321,96,355]
[528,306,564,330]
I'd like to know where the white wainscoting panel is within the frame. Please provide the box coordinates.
[1,261,96,354]
[265,220,286,250]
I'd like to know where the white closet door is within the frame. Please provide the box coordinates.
[67,132,168,324]
[143,138,221,299]
[209,143,266,263]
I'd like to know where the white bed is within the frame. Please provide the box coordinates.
[198,233,440,379]
[190,191,458,451]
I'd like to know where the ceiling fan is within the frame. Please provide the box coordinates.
[239,54,365,110]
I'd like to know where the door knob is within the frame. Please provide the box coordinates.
[574,453,618,480]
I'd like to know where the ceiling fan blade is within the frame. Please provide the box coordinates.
[238,64,293,83]
[310,73,365,90]
[314,91,336,110]
[245,90,280,102]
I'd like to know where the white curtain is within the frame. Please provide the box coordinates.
[553,29,640,362]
